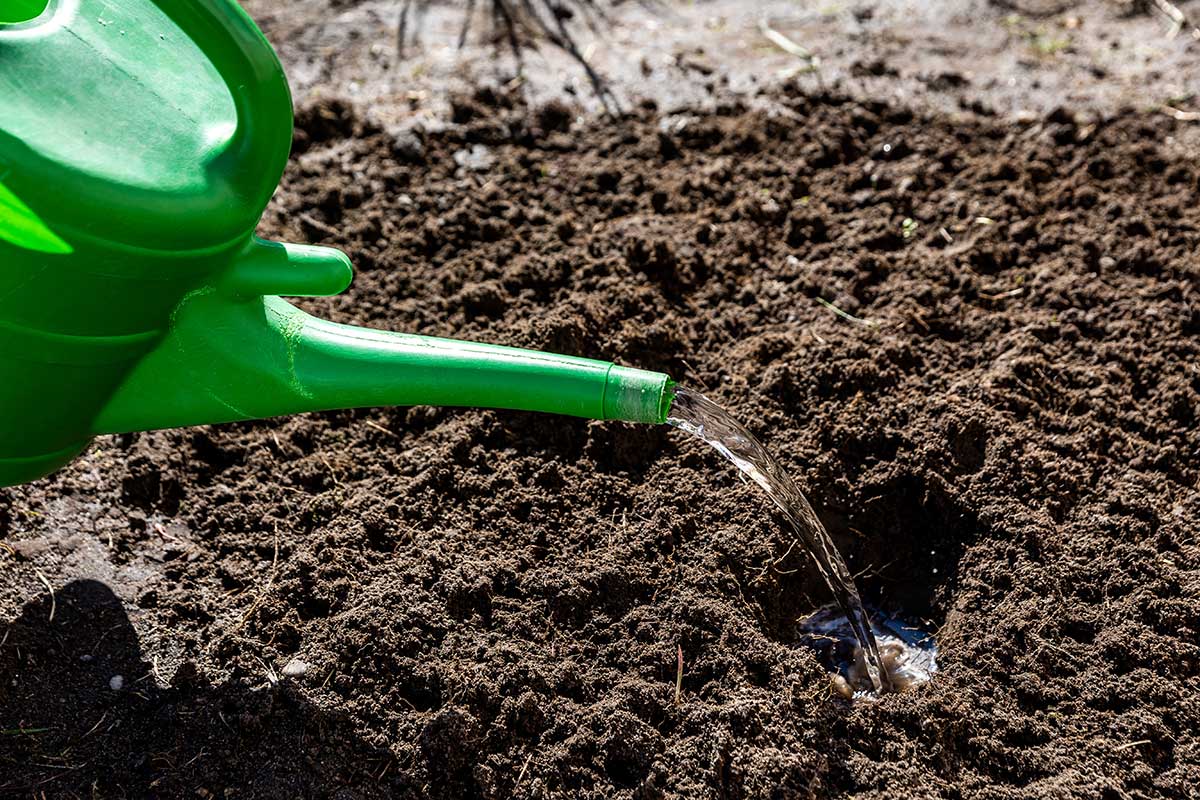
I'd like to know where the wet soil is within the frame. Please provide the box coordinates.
[4,3,1200,799]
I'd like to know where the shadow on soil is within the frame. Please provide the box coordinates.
[823,471,978,619]
[0,580,392,797]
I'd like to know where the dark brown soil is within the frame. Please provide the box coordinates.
[4,12,1200,800]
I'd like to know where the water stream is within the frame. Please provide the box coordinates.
[666,386,893,693]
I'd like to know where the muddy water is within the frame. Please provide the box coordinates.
[666,387,892,693]
[798,606,938,698]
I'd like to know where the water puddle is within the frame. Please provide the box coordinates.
[666,386,936,696]
[798,606,938,699]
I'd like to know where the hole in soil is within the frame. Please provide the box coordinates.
[820,473,975,620]
[750,471,976,684]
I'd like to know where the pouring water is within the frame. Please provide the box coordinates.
[668,386,918,695]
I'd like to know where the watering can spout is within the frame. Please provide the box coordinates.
[0,0,674,487]
[93,239,675,437]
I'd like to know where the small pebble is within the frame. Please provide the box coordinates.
[109,675,124,691]
[453,144,493,172]
[282,659,309,678]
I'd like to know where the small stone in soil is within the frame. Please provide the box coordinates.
[453,144,493,172]
[282,659,309,678]
[109,675,124,691]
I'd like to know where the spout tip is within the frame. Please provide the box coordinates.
[604,365,676,424]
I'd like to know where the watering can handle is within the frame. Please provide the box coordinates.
[152,0,293,206]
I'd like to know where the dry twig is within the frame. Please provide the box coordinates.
[1150,0,1200,40]
[397,0,622,112]
[1163,104,1200,121]
[815,297,878,328]
[674,644,684,705]
[33,569,54,623]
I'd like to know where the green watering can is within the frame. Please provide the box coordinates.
[0,0,674,488]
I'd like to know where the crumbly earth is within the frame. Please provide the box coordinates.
[3,2,1200,799]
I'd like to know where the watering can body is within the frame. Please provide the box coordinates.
[0,0,672,487]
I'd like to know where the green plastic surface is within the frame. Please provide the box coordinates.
[0,0,672,487]
[0,0,47,24]
[0,180,72,253]
[94,293,675,434]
